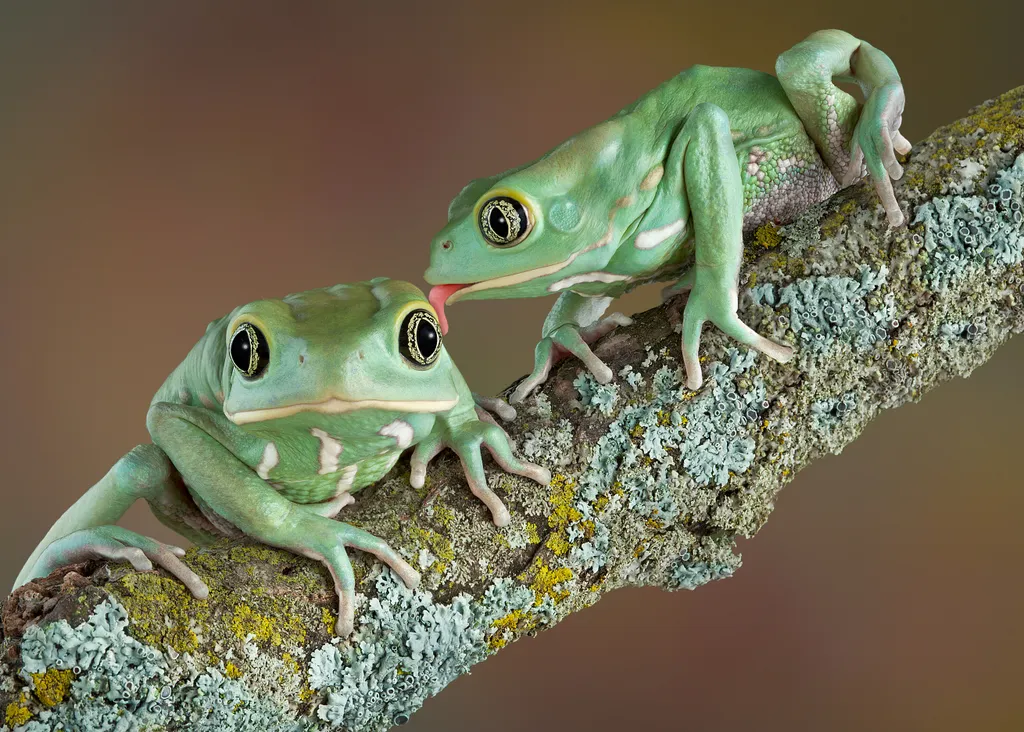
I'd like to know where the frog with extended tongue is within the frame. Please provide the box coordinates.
[13,278,550,636]
[426,29,910,403]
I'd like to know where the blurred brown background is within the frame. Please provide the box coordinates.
[0,2,1021,730]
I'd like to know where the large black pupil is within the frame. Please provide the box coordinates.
[231,332,252,371]
[489,207,509,240]
[416,319,438,359]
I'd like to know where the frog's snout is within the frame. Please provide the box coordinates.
[424,238,455,286]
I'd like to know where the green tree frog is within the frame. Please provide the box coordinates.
[425,29,911,401]
[12,278,550,636]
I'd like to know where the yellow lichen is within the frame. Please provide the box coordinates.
[321,606,337,635]
[224,662,243,680]
[110,573,205,654]
[525,522,541,545]
[750,221,782,255]
[545,533,570,555]
[545,473,582,555]
[523,561,574,606]
[31,668,74,707]
[5,695,32,726]
[431,502,456,529]
[229,603,306,648]
[488,609,529,650]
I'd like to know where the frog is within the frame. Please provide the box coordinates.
[12,278,551,636]
[424,29,911,402]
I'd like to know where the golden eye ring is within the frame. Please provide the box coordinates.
[400,309,441,367]
[229,322,270,379]
[479,195,532,247]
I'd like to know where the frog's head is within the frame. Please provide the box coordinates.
[221,278,458,427]
[424,120,641,334]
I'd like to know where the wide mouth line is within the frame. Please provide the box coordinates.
[446,261,570,302]
[226,395,459,425]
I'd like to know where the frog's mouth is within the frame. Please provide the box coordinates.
[225,396,459,426]
[427,259,576,335]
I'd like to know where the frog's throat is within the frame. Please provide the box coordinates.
[225,396,459,426]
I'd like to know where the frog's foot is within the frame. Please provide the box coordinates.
[509,313,633,404]
[34,526,208,599]
[681,278,794,391]
[841,82,912,227]
[294,521,420,636]
[472,392,517,422]
[409,424,550,527]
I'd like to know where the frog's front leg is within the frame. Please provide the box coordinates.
[671,103,795,390]
[146,402,420,636]
[509,291,632,404]
[409,385,551,526]
[776,29,911,226]
[13,443,208,597]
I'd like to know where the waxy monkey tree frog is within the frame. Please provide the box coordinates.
[13,279,550,635]
[425,29,911,401]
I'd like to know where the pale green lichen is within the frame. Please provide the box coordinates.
[307,569,544,731]
[913,153,1024,288]
[667,549,740,590]
[750,264,895,353]
[520,418,575,470]
[8,598,308,731]
[573,372,620,415]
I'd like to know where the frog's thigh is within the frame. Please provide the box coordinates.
[146,477,226,547]
[679,102,744,277]
[114,444,220,545]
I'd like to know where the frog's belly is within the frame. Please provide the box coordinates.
[272,450,404,505]
[738,131,839,234]
[179,450,407,539]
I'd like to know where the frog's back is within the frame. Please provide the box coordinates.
[623,65,838,232]
[622,65,803,141]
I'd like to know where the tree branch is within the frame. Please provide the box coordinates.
[2,86,1022,732]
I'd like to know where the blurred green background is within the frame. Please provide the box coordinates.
[0,2,1021,730]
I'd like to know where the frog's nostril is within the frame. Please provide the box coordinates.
[441,240,452,250]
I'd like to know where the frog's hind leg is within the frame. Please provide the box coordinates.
[670,102,794,390]
[13,444,208,598]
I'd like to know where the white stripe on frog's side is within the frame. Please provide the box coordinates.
[256,442,279,480]
[634,218,685,250]
[310,428,344,475]
[548,272,631,293]
[378,419,414,450]
[335,464,358,495]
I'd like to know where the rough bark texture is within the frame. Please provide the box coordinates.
[2,87,1022,732]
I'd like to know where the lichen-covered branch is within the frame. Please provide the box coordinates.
[3,87,1023,732]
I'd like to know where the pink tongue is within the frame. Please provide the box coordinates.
[427,284,469,335]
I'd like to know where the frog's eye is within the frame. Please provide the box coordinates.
[399,309,441,367]
[479,195,532,247]
[230,322,270,379]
